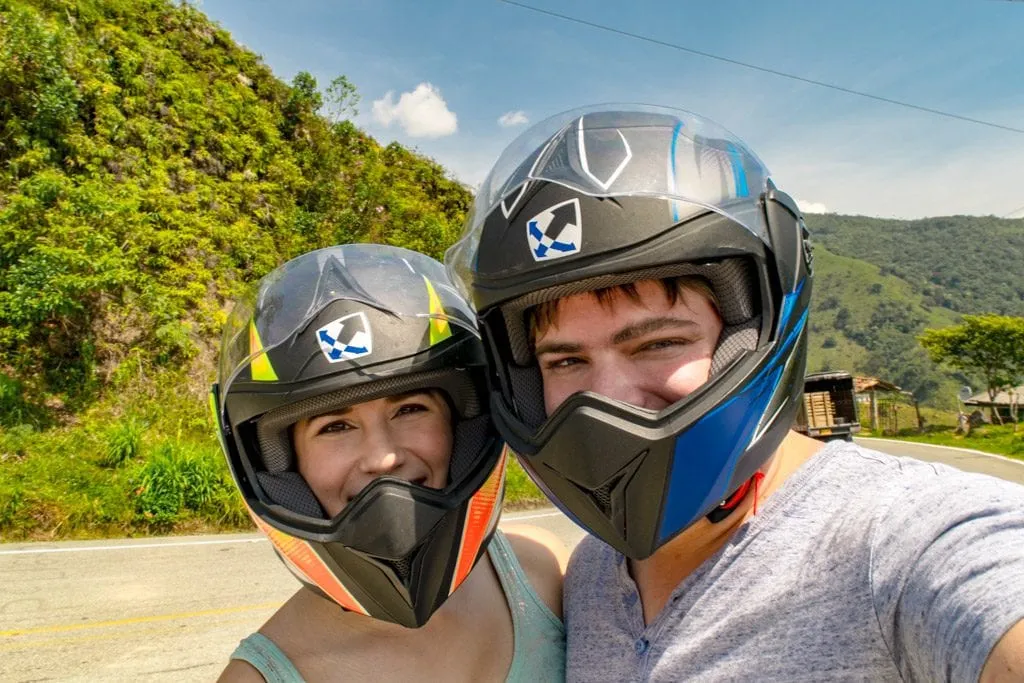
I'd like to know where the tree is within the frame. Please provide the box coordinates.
[919,315,1024,424]
[325,75,360,121]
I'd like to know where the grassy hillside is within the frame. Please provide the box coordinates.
[0,0,477,539]
[0,0,471,426]
[805,213,1024,317]
[806,245,965,407]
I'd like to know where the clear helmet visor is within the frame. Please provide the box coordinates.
[447,104,772,293]
[219,244,478,397]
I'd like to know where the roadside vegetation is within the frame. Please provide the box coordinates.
[858,405,1024,460]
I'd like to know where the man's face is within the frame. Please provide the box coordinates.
[534,280,723,415]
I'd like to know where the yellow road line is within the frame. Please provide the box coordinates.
[0,602,282,637]
[0,614,263,652]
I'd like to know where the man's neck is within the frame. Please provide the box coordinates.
[628,431,821,624]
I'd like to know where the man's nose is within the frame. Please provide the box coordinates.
[589,361,658,410]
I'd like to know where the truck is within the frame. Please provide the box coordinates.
[794,371,861,442]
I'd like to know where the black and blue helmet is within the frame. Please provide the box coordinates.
[446,105,812,559]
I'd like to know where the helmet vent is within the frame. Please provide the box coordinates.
[389,556,413,584]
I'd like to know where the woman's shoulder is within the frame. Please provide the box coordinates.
[498,524,569,617]
[218,630,303,683]
[218,657,272,683]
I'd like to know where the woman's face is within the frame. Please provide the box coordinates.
[292,391,453,517]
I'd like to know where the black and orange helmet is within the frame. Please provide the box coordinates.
[211,245,506,628]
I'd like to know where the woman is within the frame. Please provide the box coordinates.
[211,244,567,682]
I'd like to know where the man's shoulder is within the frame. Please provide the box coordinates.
[805,441,1024,540]
[806,440,1020,497]
[566,534,618,587]
[568,533,616,566]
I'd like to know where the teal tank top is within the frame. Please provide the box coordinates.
[230,530,566,682]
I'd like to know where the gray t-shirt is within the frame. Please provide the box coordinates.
[564,441,1024,682]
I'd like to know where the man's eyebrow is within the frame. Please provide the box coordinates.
[534,340,583,357]
[611,317,699,345]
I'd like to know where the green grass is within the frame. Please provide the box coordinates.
[862,421,1024,460]
[503,457,548,509]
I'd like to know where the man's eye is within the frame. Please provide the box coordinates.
[545,357,582,370]
[640,339,689,352]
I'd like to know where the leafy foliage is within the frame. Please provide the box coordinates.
[0,0,472,538]
[132,440,240,528]
[0,0,471,420]
[919,315,1024,405]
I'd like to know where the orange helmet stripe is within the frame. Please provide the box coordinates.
[448,449,507,595]
[251,512,368,615]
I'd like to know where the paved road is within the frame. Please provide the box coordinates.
[1,439,1020,682]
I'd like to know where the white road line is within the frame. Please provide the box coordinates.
[0,537,266,556]
[503,509,562,521]
[0,509,565,556]
[858,437,1024,466]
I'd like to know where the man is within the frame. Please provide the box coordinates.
[447,105,1024,681]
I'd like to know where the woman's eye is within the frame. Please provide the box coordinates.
[318,421,352,434]
[395,403,428,416]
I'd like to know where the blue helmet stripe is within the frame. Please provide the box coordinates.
[658,362,784,542]
[726,143,749,198]
[669,121,684,222]
[657,281,807,542]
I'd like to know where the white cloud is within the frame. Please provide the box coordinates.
[498,110,529,128]
[371,83,457,138]
[795,199,830,214]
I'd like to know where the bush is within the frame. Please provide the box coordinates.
[100,417,144,467]
[132,440,235,528]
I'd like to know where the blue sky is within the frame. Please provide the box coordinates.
[195,0,1024,219]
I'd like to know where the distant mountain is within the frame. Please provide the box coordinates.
[805,214,1024,317]
[802,213,1024,406]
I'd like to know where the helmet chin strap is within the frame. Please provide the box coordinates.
[704,471,765,524]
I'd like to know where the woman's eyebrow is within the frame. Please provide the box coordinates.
[611,317,699,345]
[384,390,434,404]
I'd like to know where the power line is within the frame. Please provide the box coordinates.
[1004,203,1024,219]
[498,0,1024,135]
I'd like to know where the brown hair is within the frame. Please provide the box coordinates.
[527,275,720,340]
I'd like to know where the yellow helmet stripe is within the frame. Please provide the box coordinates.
[423,276,452,345]
[248,320,279,381]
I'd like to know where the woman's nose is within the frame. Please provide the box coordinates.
[358,429,405,475]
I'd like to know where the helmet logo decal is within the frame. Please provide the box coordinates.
[577,116,632,191]
[526,198,582,261]
[317,312,373,363]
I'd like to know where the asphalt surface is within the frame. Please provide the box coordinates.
[1,438,1021,682]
